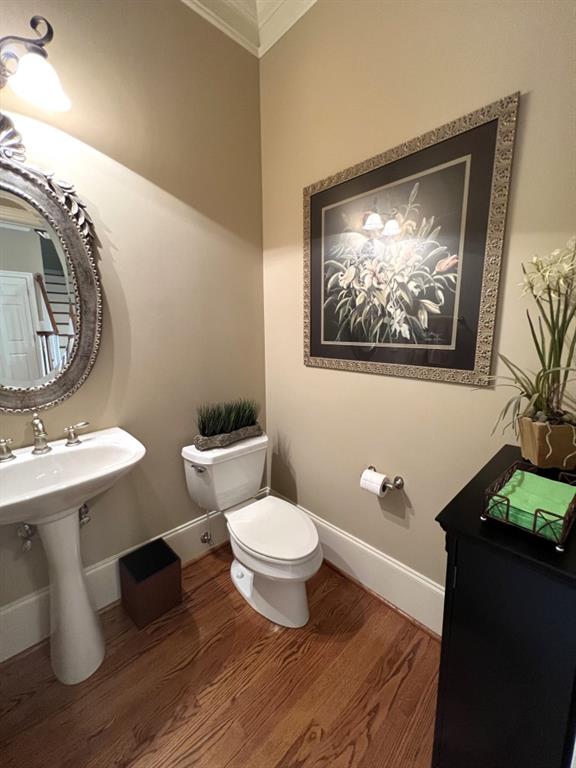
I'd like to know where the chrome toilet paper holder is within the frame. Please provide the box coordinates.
[367,466,405,491]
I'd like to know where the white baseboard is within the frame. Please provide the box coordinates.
[0,498,445,663]
[300,505,445,635]
[0,511,228,663]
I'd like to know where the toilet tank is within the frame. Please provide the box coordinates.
[182,434,268,511]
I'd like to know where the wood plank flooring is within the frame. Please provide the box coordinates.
[0,547,439,768]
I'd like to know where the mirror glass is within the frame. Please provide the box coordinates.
[0,191,77,388]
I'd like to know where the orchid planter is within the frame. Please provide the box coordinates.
[518,416,576,471]
[493,237,576,459]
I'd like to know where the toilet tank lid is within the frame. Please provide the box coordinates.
[182,434,269,465]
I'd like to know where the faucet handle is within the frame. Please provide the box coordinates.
[0,437,16,462]
[64,421,90,446]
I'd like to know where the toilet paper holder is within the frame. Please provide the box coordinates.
[367,466,405,491]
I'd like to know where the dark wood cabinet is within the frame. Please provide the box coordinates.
[433,446,576,768]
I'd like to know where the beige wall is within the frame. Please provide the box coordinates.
[260,0,576,585]
[0,227,43,275]
[0,0,574,609]
[0,0,264,605]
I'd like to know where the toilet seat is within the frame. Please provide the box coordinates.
[225,496,319,562]
[229,528,321,567]
[229,528,323,585]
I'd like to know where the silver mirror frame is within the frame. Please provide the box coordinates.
[0,114,102,413]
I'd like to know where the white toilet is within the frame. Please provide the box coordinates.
[181,434,322,627]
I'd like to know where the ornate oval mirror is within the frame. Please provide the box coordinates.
[0,115,102,412]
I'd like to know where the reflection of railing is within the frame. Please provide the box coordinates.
[69,301,77,334]
[43,269,75,362]
[34,273,58,374]
[34,273,59,334]
[37,333,56,374]
[34,273,75,374]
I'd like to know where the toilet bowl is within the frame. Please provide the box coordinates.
[225,495,323,627]
[181,434,323,628]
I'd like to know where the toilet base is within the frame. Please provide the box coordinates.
[230,559,310,628]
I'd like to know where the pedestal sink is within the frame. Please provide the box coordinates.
[0,427,145,684]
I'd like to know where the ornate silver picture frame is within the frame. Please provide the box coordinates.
[304,93,519,385]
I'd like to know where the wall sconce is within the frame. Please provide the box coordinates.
[0,16,71,112]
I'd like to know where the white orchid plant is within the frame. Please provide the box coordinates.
[496,236,576,432]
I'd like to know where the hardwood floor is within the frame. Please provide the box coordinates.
[0,548,439,768]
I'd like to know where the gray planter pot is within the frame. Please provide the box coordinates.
[193,423,263,451]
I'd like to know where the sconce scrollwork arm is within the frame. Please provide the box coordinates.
[0,16,54,88]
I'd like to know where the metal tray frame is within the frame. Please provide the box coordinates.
[483,460,576,552]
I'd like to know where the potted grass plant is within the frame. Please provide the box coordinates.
[193,398,262,451]
[495,236,576,469]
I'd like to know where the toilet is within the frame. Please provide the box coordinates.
[181,434,322,627]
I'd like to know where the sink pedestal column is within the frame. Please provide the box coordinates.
[37,509,105,684]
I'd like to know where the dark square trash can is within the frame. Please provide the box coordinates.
[119,538,182,629]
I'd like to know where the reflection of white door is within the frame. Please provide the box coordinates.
[0,270,42,384]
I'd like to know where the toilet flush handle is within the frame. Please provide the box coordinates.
[190,463,206,474]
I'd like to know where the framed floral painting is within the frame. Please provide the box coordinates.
[304,93,519,385]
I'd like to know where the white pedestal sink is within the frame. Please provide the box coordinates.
[0,427,145,684]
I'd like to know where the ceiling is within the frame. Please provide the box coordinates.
[181,0,317,57]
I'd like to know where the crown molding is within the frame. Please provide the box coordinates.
[181,0,317,58]
[228,0,258,23]
[181,0,259,55]
[258,0,316,56]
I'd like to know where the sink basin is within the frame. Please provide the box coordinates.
[0,427,146,525]
[0,426,146,685]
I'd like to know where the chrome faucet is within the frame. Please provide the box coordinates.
[31,412,51,455]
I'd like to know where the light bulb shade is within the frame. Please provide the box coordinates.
[8,53,71,112]
[383,217,401,236]
[362,211,384,231]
